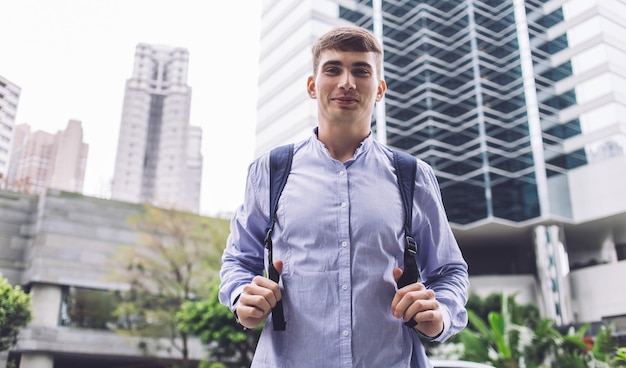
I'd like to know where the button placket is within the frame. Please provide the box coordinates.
[336,163,352,363]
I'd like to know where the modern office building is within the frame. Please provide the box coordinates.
[6,120,88,194]
[111,43,203,214]
[0,75,20,180]
[258,0,626,331]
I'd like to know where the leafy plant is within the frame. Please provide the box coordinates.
[458,292,621,368]
[0,274,32,351]
[459,293,529,367]
[613,347,626,366]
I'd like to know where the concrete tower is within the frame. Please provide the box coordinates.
[111,43,202,213]
[7,120,88,194]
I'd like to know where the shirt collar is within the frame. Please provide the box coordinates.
[311,127,374,162]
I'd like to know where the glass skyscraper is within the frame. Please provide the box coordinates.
[339,0,598,225]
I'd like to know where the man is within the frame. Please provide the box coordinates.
[219,26,469,367]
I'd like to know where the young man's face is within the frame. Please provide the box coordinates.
[307,49,386,126]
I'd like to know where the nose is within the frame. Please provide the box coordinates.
[338,72,355,90]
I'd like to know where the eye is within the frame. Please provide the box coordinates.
[324,67,341,75]
[353,68,371,76]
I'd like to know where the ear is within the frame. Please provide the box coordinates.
[376,80,387,102]
[307,76,317,99]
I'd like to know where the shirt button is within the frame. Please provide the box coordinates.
[343,330,349,337]
[341,202,347,208]
[342,284,348,291]
[339,170,345,176]
[341,241,348,247]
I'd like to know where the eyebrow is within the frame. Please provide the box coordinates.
[321,60,374,70]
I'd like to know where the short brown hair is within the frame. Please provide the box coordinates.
[311,26,383,78]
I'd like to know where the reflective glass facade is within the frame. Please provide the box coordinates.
[340,0,590,225]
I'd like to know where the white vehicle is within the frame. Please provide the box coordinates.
[431,360,496,368]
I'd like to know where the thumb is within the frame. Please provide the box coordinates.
[393,267,403,283]
[274,260,283,275]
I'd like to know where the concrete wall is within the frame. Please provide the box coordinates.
[20,190,139,289]
[17,326,205,360]
[569,155,626,222]
[0,191,37,285]
[29,284,62,327]
[569,260,626,323]
[468,274,539,306]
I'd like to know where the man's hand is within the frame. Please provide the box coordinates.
[234,260,283,329]
[391,267,444,338]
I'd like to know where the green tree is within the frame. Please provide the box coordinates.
[108,204,229,367]
[177,280,261,368]
[0,274,32,351]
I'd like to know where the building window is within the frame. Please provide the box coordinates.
[59,286,117,330]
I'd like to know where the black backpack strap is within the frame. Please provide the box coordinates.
[392,149,420,328]
[264,144,293,331]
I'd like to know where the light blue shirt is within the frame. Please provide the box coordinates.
[219,131,469,368]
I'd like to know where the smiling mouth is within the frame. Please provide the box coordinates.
[333,96,358,103]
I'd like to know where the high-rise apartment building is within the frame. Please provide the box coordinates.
[111,43,203,214]
[0,74,20,179]
[7,120,88,194]
[258,0,626,330]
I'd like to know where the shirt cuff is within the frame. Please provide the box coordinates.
[230,285,246,311]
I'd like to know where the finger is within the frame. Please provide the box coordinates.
[392,267,403,283]
[252,272,283,308]
[392,287,432,320]
[391,270,401,312]
[247,279,280,308]
[237,301,271,319]
[256,274,282,304]
[274,259,283,274]
[235,304,269,329]
[391,273,423,312]
[403,297,438,323]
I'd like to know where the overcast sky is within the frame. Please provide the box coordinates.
[0,0,262,216]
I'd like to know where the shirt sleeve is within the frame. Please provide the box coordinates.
[218,155,270,309]
[413,159,470,342]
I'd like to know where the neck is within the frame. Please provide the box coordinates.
[317,123,370,162]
